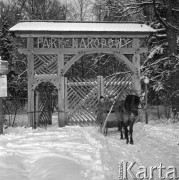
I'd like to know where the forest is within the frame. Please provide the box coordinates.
[0,0,179,124]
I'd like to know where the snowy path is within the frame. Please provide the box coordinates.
[0,122,179,180]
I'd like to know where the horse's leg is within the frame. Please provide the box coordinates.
[117,109,125,140]
[129,123,134,144]
[124,124,129,144]
[119,121,124,139]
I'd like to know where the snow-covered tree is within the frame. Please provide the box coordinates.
[91,0,179,114]
[142,0,179,112]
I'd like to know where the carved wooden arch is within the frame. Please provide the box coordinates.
[63,51,137,75]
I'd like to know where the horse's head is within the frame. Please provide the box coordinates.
[124,95,140,116]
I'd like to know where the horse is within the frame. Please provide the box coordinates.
[102,95,140,145]
[117,95,140,144]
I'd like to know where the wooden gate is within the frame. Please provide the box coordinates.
[66,77,98,125]
[34,84,53,127]
[66,72,133,125]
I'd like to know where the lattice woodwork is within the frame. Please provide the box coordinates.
[67,77,98,125]
[104,73,133,100]
[36,83,54,126]
[34,54,58,75]
[37,91,52,126]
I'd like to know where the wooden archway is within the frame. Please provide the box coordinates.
[10,21,155,128]
[63,51,137,75]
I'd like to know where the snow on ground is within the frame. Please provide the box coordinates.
[0,118,179,180]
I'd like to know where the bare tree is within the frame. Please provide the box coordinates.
[92,0,107,21]
[16,0,67,20]
[66,0,93,21]
[92,0,149,22]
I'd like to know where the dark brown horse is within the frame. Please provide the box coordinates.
[115,95,140,144]
[103,95,140,144]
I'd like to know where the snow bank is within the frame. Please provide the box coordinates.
[0,121,178,180]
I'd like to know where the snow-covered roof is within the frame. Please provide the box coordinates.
[9,21,156,34]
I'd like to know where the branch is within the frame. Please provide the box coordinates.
[151,70,168,81]
[17,70,27,80]
[151,68,179,81]
[145,57,169,68]
[116,7,144,21]
[166,22,179,32]
[125,1,164,7]
[172,8,179,12]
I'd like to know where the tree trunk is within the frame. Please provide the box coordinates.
[165,0,179,116]
[0,98,3,134]
[165,0,177,55]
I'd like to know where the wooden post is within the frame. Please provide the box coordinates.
[0,97,3,134]
[35,91,39,127]
[27,37,34,127]
[144,77,149,124]
[64,77,68,125]
[145,83,148,124]
[132,38,141,96]
[97,76,104,99]
[31,89,35,128]
[58,76,65,127]
[58,53,65,127]
[49,90,52,125]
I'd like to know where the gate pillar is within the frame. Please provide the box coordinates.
[29,89,35,128]
[57,53,66,127]
[132,74,141,96]
[132,39,141,96]
[27,37,35,128]
[64,77,68,125]
[35,91,39,127]
[58,76,66,127]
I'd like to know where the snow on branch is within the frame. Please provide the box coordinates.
[155,28,166,32]
[172,8,179,12]
[147,44,164,59]
[156,34,167,38]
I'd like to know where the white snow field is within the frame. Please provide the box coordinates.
[0,118,179,180]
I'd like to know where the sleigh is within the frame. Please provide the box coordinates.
[98,99,124,136]
[99,112,120,135]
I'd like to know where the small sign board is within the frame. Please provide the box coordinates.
[0,60,8,74]
[0,75,7,97]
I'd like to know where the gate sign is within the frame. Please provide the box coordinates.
[0,75,7,97]
[0,60,8,74]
